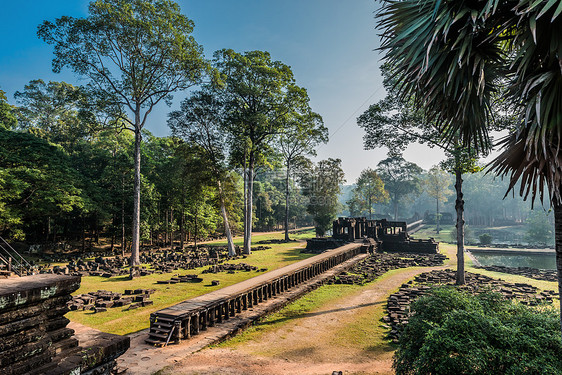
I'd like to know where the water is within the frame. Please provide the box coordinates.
[471,252,556,270]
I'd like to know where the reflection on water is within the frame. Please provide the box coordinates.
[471,253,556,270]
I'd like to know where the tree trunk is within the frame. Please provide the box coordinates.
[121,174,126,257]
[130,126,142,267]
[243,154,254,255]
[284,162,290,242]
[553,202,562,338]
[217,179,236,256]
[455,168,465,285]
[170,207,174,249]
[194,209,198,251]
[180,209,185,250]
[243,148,248,253]
[436,195,440,234]
[81,216,85,252]
[393,194,398,221]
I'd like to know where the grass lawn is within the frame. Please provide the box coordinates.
[67,229,316,335]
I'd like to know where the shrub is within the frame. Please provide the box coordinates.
[393,287,562,375]
[479,233,492,246]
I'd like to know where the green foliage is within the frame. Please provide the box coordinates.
[301,158,346,236]
[347,168,389,218]
[525,210,554,246]
[14,80,93,149]
[0,129,85,240]
[425,166,453,205]
[0,90,17,130]
[479,233,493,246]
[394,287,562,375]
[38,0,209,126]
[376,154,422,220]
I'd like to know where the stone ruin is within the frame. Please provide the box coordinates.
[0,274,129,375]
[306,217,438,254]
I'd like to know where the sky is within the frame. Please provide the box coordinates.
[0,0,446,182]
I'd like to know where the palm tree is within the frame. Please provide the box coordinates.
[380,0,562,336]
[486,0,562,335]
[377,0,504,284]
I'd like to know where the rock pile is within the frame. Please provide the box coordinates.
[475,265,557,282]
[156,274,203,284]
[331,252,447,285]
[383,270,559,341]
[67,288,155,312]
[201,263,265,274]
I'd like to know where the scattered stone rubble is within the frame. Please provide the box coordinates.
[475,264,557,282]
[156,274,203,284]
[383,270,559,342]
[68,288,155,312]
[329,252,447,285]
[40,246,240,278]
[201,263,268,274]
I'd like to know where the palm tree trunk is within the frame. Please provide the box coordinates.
[553,202,562,337]
[455,168,465,285]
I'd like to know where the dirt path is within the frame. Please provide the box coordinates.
[160,265,448,375]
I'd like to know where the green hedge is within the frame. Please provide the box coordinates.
[394,287,562,375]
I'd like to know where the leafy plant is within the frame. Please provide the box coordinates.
[479,233,492,246]
[394,287,562,375]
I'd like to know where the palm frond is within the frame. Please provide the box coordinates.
[378,0,508,152]
[489,128,562,207]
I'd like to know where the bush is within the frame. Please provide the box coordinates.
[393,287,562,375]
[479,233,492,246]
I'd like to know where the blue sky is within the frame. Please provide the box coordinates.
[0,0,445,181]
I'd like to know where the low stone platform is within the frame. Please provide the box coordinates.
[117,252,368,374]
[147,242,365,346]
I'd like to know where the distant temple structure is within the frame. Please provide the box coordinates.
[307,217,438,254]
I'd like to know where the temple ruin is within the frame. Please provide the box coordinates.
[326,217,438,253]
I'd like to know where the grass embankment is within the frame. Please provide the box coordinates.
[67,230,315,335]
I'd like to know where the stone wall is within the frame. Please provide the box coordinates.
[0,274,129,375]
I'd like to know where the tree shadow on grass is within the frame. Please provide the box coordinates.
[258,300,385,327]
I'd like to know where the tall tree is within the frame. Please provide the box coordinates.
[482,0,562,336]
[301,158,346,237]
[425,166,453,234]
[214,49,307,254]
[168,90,237,256]
[38,0,209,270]
[358,67,484,284]
[376,154,422,221]
[347,168,389,219]
[377,0,502,284]
[278,108,328,241]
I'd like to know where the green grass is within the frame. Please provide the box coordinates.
[67,229,316,335]
[414,225,456,244]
